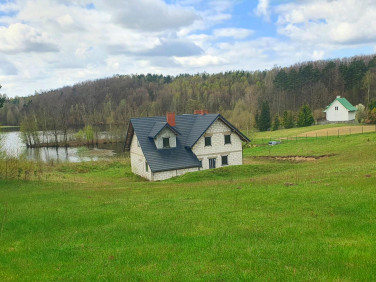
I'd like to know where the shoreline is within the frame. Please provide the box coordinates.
[26,139,124,148]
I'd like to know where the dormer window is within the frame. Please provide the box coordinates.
[163,137,170,148]
[149,122,179,149]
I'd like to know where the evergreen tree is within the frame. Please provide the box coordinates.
[254,111,260,129]
[0,85,5,109]
[258,101,271,131]
[297,104,314,127]
[272,114,280,131]
[282,110,295,129]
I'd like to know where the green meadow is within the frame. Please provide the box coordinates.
[0,128,376,280]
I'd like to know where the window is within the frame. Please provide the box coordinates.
[205,136,211,146]
[163,137,170,148]
[145,161,148,172]
[335,106,338,111]
[221,155,228,166]
[198,159,203,168]
[224,134,231,144]
[209,158,216,169]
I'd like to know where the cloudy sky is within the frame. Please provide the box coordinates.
[1,0,376,97]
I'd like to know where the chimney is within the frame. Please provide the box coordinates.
[166,112,176,127]
[337,95,341,98]
[194,110,208,115]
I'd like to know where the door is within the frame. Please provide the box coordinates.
[209,158,216,169]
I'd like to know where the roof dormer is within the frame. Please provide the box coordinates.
[149,122,179,149]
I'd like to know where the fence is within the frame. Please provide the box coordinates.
[257,125,376,144]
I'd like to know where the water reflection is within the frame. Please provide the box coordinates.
[0,130,126,163]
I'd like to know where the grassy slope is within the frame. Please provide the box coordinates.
[249,123,360,140]
[0,132,376,280]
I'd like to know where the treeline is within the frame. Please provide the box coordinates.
[1,54,376,131]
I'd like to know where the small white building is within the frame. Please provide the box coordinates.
[324,96,357,122]
[124,111,250,181]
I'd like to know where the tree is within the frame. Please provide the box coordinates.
[297,104,314,127]
[282,110,295,129]
[362,69,376,105]
[272,114,280,131]
[258,101,271,131]
[369,99,376,111]
[366,108,376,124]
[355,104,367,123]
[0,85,5,109]
[254,111,260,129]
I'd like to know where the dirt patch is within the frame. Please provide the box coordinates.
[298,125,376,137]
[253,154,335,162]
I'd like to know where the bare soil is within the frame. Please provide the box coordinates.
[252,154,335,162]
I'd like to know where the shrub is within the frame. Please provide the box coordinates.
[297,104,314,127]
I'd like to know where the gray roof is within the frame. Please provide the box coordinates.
[148,122,180,138]
[125,114,250,173]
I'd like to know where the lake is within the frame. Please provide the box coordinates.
[0,129,127,163]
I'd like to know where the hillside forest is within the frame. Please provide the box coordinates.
[1,54,376,134]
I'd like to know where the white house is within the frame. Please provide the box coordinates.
[124,111,250,181]
[324,96,357,122]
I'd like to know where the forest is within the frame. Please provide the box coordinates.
[1,53,376,137]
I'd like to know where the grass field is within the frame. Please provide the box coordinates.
[249,123,370,140]
[0,129,376,280]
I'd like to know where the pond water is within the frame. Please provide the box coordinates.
[0,129,127,163]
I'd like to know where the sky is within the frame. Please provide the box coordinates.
[1,0,376,97]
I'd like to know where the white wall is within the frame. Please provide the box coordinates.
[326,100,354,122]
[130,133,152,180]
[192,119,243,170]
[153,167,199,181]
[348,111,356,121]
[154,127,176,149]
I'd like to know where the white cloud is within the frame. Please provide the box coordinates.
[101,0,200,32]
[0,23,58,53]
[276,0,376,45]
[174,55,225,67]
[213,28,254,39]
[255,0,270,21]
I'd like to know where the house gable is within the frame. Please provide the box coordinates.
[192,119,243,170]
[154,127,177,149]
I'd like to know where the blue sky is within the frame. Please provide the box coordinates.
[1,0,376,97]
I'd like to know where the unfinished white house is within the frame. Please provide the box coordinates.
[324,96,357,122]
[124,111,250,181]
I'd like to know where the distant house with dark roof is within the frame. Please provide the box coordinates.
[324,96,357,122]
[124,111,250,181]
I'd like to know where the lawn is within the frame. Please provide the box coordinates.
[0,131,375,280]
[249,123,366,141]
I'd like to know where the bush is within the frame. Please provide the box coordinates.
[272,114,280,131]
[356,104,367,123]
[282,111,295,129]
[366,108,376,124]
[297,104,314,127]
